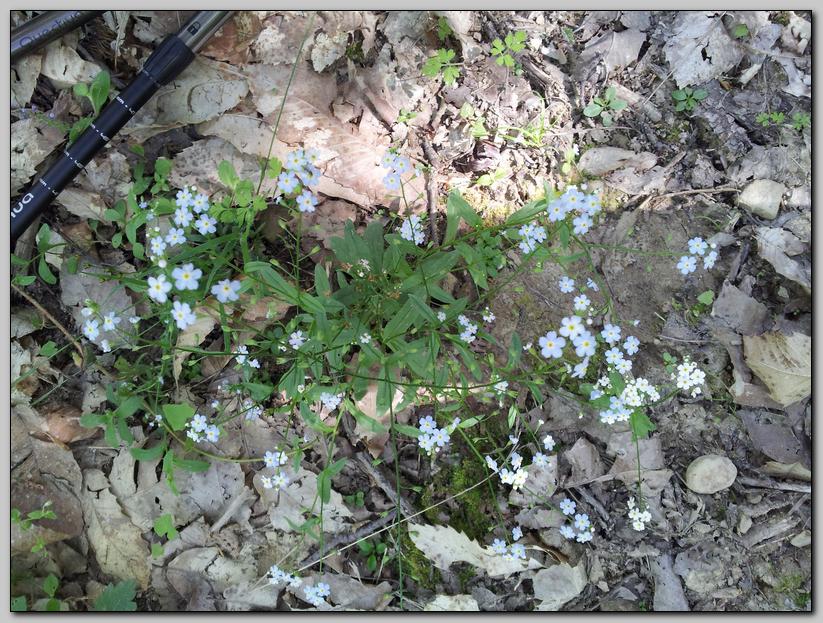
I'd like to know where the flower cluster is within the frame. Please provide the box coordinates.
[235,344,261,369]
[486,450,529,491]
[595,376,661,425]
[417,415,460,456]
[241,397,264,421]
[557,498,594,543]
[677,236,718,275]
[79,302,133,353]
[260,448,290,491]
[545,185,601,228]
[186,412,220,443]
[518,221,547,254]
[457,314,479,343]
[268,564,301,588]
[380,151,418,192]
[627,497,652,531]
[303,582,331,607]
[399,214,426,246]
[673,357,706,398]
[277,149,321,213]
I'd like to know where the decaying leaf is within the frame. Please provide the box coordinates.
[760,460,811,482]
[755,227,810,291]
[424,594,480,611]
[174,306,220,380]
[743,331,811,407]
[11,54,42,108]
[408,523,542,578]
[532,562,588,611]
[11,117,66,194]
[123,57,249,141]
[40,40,102,89]
[663,12,744,87]
[254,467,353,534]
[82,469,151,589]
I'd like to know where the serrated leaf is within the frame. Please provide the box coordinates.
[92,580,138,612]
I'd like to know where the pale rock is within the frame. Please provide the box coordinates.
[685,454,737,494]
[738,179,785,219]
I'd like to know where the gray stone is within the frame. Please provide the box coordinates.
[738,179,786,219]
[685,454,737,494]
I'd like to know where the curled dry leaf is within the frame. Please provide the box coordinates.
[742,331,811,407]
[11,54,42,108]
[532,562,588,611]
[755,227,810,292]
[40,40,102,89]
[408,523,542,578]
[11,117,66,194]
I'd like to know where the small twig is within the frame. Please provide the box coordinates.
[572,485,611,528]
[210,486,255,534]
[737,477,811,494]
[354,452,416,518]
[420,137,440,245]
[11,282,85,367]
[636,186,740,211]
[298,509,398,568]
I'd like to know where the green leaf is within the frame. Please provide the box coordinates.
[442,65,460,86]
[37,259,57,285]
[732,23,749,39]
[217,160,239,189]
[393,424,420,437]
[11,595,27,611]
[154,158,172,179]
[246,382,274,402]
[314,263,331,297]
[245,261,299,306]
[609,371,626,396]
[601,111,613,127]
[675,100,686,112]
[92,580,138,612]
[610,98,627,111]
[172,455,210,472]
[161,403,195,431]
[73,82,89,99]
[151,543,164,558]
[692,88,708,101]
[671,90,687,101]
[630,409,656,441]
[89,71,110,115]
[583,102,602,117]
[153,513,178,540]
[42,574,59,598]
[697,290,714,306]
[130,442,166,462]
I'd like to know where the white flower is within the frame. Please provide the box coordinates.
[102,312,121,332]
[100,339,111,352]
[485,455,499,472]
[399,214,425,245]
[572,358,589,378]
[601,323,621,345]
[494,380,509,394]
[296,190,318,213]
[212,279,242,303]
[586,278,599,292]
[380,152,398,169]
[508,543,527,560]
[559,498,576,516]
[576,530,593,543]
[147,275,173,303]
[491,538,507,555]
[677,255,697,275]
[271,472,289,489]
[81,306,94,317]
[604,347,624,365]
[383,172,401,191]
[703,250,718,269]
[277,171,299,194]
[204,424,220,443]
[482,307,496,323]
[573,332,596,358]
[191,193,209,213]
[616,359,632,374]
[194,214,217,235]
[623,335,640,356]
[261,475,274,489]
[320,392,343,411]
[688,237,708,256]
[572,214,592,235]
[171,300,197,330]
[532,452,548,466]
[431,427,450,447]
[165,227,186,246]
[560,525,576,539]
[173,207,193,227]
[264,450,288,468]
[539,331,566,359]
[436,311,447,322]
[573,513,591,531]
[542,434,556,451]
[176,187,193,208]
[289,331,305,349]
[512,526,523,541]
[359,333,371,345]
[172,263,203,291]
[191,413,208,432]
[129,316,140,325]
[573,293,590,311]
[149,236,167,256]
[558,316,584,340]
[559,276,575,293]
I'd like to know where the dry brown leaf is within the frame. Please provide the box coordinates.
[755,227,810,291]
[743,331,811,406]
[174,306,220,380]
[40,40,102,89]
[12,54,42,108]
[55,187,110,223]
[11,117,66,194]
[663,12,744,87]
[199,12,263,65]
[122,57,248,142]
[408,523,542,578]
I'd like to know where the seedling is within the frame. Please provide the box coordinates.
[422,48,461,86]
[671,87,708,112]
[491,31,527,69]
[583,86,627,126]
